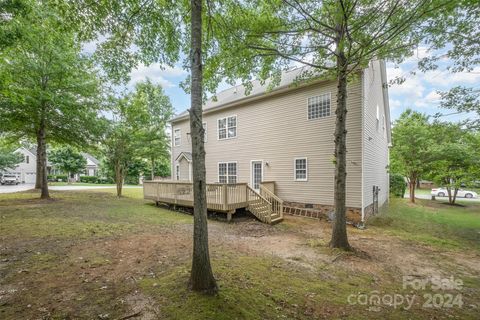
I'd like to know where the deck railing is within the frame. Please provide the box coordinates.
[259,184,284,219]
[143,181,248,211]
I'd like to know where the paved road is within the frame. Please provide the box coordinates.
[0,184,141,194]
[0,183,35,193]
[405,193,480,203]
[49,185,141,191]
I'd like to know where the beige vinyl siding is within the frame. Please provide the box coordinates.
[172,79,363,208]
[178,157,190,181]
[362,60,390,217]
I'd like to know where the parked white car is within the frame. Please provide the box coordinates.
[1,174,20,185]
[431,188,478,198]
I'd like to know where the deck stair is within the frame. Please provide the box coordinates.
[144,181,283,225]
[246,185,284,224]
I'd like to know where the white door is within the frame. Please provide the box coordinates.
[251,161,263,191]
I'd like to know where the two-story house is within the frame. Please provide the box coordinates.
[145,60,390,224]
[5,147,100,184]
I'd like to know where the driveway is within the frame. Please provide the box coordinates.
[0,184,35,193]
[0,184,142,194]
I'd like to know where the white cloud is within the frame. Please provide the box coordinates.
[386,66,426,99]
[128,63,187,88]
[389,99,402,110]
[425,67,480,87]
[424,91,441,103]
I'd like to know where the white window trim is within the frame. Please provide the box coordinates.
[307,92,332,120]
[173,128,181,147]
[217,115,238,140]
[294,157,308,181]
[217,161,238,184]
[202,122,207,143]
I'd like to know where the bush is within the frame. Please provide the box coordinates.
[55,175,68,182]
[47,174,56,182]
[79,176,98,183]
[97,177,114,184]
[124,175,139,185]
[390,173,406,198]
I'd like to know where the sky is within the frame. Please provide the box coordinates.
[108,47,479,123]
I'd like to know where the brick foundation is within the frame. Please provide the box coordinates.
[283,201,362,224]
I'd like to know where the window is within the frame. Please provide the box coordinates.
[175,164,180,181]
[218,115,237,140]
[174,129,181,147]
[203,122,207,142]
[308,93,331,119]
[294,158,308,181]
[25,155,29,164]
[218,162,237,184]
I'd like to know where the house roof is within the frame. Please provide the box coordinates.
[175,152,192,162]
[28,147,37,157]
[81,153,100,166]
[171,66,323,122]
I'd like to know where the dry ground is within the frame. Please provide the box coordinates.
[0,188,478,319]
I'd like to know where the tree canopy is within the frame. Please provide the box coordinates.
[49,146,87,180]
[0,1,106,198]
[390,109,434,203]
[0,146,23,172]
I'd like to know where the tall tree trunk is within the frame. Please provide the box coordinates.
[35,145,41,189]
[409,176,416,203]
[447,187,452,204]
[115,161,123,197]
[151,157,155,180]
[452,188,458,205]
[330,34,351,250]
[188,0,217,294]
[37,119,49,199]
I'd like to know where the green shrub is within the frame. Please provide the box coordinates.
[97,177,114,184]
[79,176,98,183]
[55,175,68,182]
[47,174,56,181]
[124,175,139,185]
[390,173,406,198]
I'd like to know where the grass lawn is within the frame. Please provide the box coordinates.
[0,190,479,319]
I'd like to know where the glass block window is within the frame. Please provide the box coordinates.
[218,115,237,139]
[219,162,237,184]
[294,158,308,181]
[308,94,331,119]
[174,128,181,146]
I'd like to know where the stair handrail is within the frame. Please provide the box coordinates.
[246,185,272,223]
[259,185,284,219]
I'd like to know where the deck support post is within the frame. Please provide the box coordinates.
[223,184,228,211]
[227,210,234,222]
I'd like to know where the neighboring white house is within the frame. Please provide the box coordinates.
[166,60,391,223]
[5,147,38,184]
[80,153,100,177]
[4,147,100,184]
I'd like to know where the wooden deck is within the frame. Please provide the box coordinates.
[143,181,249,212]
[143,181,284,224]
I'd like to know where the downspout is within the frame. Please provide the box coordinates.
[360,68,366,223]
[170,123,174,181]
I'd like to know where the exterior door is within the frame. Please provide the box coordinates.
[251,161,263,191]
